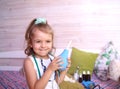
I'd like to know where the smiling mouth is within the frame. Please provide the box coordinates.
[40,49,47,51]
[40,50,46,52]
[39,49,48,52]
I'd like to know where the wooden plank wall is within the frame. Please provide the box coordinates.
[0,0,120,52]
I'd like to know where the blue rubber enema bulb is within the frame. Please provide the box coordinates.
[59,49,69,71]
[59,40,72,71]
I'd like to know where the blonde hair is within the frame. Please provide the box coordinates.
[24,18,54,56]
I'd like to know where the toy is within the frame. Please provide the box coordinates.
[82,80,95,89]
[82,80,101,89]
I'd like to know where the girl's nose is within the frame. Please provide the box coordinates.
[41,42,46,48]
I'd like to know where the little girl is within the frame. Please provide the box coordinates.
[24,18,71,89]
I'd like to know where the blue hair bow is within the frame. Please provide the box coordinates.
[35,18,46,24]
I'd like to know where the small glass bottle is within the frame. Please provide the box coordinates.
[73,66,79,81]
[86,70,91,81]
[78,73,82,83]
[82,71,87,81]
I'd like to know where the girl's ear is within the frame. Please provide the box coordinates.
[29,44,32,48]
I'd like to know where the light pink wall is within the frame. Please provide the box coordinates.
[0,0,120,52]
[0,0,120,68]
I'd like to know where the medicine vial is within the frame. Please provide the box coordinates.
[86,70,91,81]
[82,71,87,81]
[73,66,79,81]
[78,73,82,83]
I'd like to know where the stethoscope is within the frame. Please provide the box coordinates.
[32,54,60,89]
[32,54,56,80]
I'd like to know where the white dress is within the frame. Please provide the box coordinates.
[29,55,59,89]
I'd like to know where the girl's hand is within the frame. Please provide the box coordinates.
[56,58,71,84]
[48,57,63,71]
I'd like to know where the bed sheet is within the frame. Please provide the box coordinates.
[0,71,120,89]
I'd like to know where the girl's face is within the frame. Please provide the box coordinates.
[31,29,53,59]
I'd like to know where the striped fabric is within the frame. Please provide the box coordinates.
[0,71,28,89]
[92,73,120,89]
[0,71,120,89]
